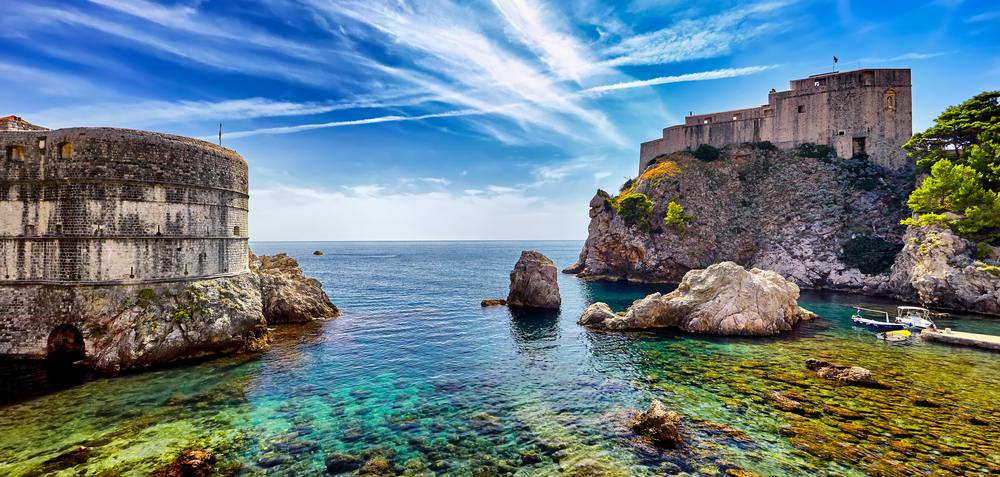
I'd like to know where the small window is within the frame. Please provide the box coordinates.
[814,79,826,87]
[703,117,712,124]
[7,146,24,161]
[60,143,72,159]
[233,226,240,236]
[838,131,846,136]
[864,71,874,80]
[797,105,805,113]
[25,225,35,235]
[732,113,742,121]
[884,89,897,110]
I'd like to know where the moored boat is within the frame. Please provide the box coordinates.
[877,330,911,341]
[851,307,905,331]
[897,306,935,329]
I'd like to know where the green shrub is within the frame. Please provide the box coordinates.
[977,242,994,260]
[138,288,156,300]
[619,193,654,232]
[839,237,903,275]
[797,143,832,159]
[88,325,106,339]
[619,178,637,193]
[664,201,684,226]
[693,144,720,162]
[171,305,192,323]
[756,140,777,151]
[851,151,870,161]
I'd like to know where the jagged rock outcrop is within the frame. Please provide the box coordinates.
[629,400,683,448]
[885,225,1000,315]
[565,148,909,287]
[250,252,340,323]
[78,273,269,373]
[148,450,217,477]
[805,359,880,386]
[507,251,561,309]
[578,262,811,335]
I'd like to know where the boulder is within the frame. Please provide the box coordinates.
[481,299,507,307]
[148,450,217,477]
[578,262,811,335]
[325,453,362,474]
[629,400,682,448]
[25,446,91,476]
[805,359,880,386]
[507,251,561,309]
[578,302,618,326]
[250,252,340,323]
[313,251,324,255]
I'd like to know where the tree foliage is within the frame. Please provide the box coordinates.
[839,237,903,275]
[902,92,1000,245]
[903,91,1000,172]
[619,193,654,232]
[663,201,684,226]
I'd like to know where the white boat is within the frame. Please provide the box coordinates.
[897,306,935,329]
[852,307,905,331]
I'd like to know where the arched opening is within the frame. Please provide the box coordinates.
[47,325,85,363]
[60,142,72,159]
[233,226,240,236]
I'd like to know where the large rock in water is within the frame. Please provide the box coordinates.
[507,251,561,309]
[578,261,811,335]
[629,400,683,448]
[250,252,340,323]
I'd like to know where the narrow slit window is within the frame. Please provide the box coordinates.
[797,105,805,113]
[233,226,240,236]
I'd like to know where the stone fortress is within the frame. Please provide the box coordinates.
[0,116,266,370]
[639,69,912,174]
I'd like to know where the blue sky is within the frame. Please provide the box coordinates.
[2,0,998,240]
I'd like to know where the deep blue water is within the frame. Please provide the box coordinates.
[1,241,999,476]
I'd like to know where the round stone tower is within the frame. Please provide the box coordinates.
[0,121,266,371]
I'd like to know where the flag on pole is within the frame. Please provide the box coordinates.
[834,56,838,63]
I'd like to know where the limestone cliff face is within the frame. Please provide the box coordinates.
[885,225,1000,315]
[250,252,340,323]
[567,147,911,290]
[78,273,268,373]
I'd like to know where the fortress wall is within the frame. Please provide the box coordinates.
[637,69,913,174]
[0,127,249,285]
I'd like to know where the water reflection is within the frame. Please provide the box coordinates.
[0,360,94,405]
[508,307,560,355]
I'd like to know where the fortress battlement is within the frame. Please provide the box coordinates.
[640,68,912,173]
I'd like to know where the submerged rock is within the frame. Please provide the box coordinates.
[578,262,811,335]
[250,252,340,323]
[507,251,561,309]
[481,299,507,307]
[629,400,683,448]
[148,450,216,477]
[805,359,880,386]
[325,453,362,474]
[25,446,91,476]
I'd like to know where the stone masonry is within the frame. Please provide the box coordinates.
[639,69,913,173]
[0,119,260,364]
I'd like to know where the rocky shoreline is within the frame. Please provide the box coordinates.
[564,147,1000,316]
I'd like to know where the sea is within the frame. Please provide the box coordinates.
[1,241,998,476]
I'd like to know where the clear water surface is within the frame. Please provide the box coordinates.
[1,241,998,476]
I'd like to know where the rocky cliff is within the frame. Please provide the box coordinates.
[250,252,340,323]
[566,146,1000,316]
[567,146,911,287]
[79,273,268,373]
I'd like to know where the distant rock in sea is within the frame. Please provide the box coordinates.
[250,252,340,323]
[507,251,561,309]
[579,261,813,335]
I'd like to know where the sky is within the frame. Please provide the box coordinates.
[1,0,998,241]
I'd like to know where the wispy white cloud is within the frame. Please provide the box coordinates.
[581,65,780,95]
[858,52,949,63]
[964,10,1000,22]
[491,0,597,80]
[488,185,523,194]
[342,185,386,197]
[421,178,451,185]
[594,171,612,180]
[210,109,487,140]
[602,2,788,67]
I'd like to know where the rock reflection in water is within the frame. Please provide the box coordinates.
[508,307,560,354]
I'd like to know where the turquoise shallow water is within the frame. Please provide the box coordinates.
[1,241,999,476]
